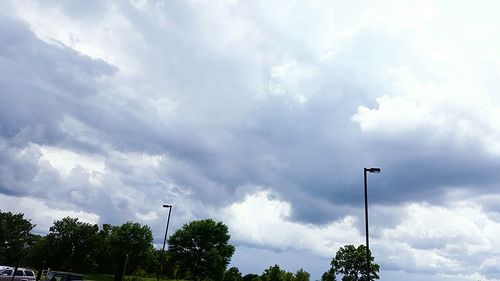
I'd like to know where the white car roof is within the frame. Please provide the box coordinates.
[0,267,32,271]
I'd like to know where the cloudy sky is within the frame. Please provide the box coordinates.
[2,0,500,280]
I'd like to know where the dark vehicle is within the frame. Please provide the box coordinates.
[46,272,83,281]
[0,268,36,281]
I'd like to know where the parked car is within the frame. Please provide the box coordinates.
[0,268,36,281]
[46,271,82,281]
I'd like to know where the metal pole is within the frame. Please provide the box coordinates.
[364,168,370,281]
[10,260,19,281]
[157,205,172,281]
[121,253,129,281]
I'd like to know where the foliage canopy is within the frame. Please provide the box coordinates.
[323,244,380,281]
[0,210,36,264]
[168,219,235,281]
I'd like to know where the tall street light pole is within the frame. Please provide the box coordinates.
[364,167,380,281]
[157,204,172,281]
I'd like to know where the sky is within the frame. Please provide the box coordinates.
[1,0,500,280]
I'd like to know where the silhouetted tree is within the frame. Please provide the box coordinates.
[168,219,235,281]
[45,217,99,272]
[242,273,261,281]
[26,234,49,277]
[109,222,154,281]
[225,266,243,281]
[0,211,36,265]
[284,271,294,281]
[294,268,310,281]
[94,223,114,273]
[261,265,294,281]
[324,244,379,281]
[321,269,336,281]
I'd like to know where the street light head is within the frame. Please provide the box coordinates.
[366,167,381,173]
[163,204,172,208]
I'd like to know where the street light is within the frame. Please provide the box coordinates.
[364,167,380,281]
[157,204,172,281]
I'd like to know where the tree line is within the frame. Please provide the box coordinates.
[0,210,379,281]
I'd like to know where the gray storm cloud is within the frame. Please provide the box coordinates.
[2,1,500,280]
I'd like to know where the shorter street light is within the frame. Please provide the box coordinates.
[364,167,380,281]
[157,204,172,281]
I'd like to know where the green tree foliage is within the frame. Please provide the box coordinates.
[294,268,311,281]
[40,217,153,277]
[154,249,182,279]
[284,271,294,281]
[224,267,243,281]
[260,265,309,281]
[0,211,36,265]
[321,269,336,281]
[108,222,154,281]
[324,245,379,281]
[25,234,49,274]
[168,219,235,281]
[45,217,99,272]
[242,273,261,281]
[94,224,114,273]
[261,265,295,281]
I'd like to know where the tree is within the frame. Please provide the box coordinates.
[168,219,235,281]
[95,224,114,273]
[321,269,335,281]
[26,234,49,278]
[0,211,36,265]
[108,222,154,281]
[261,265,294,281]
[242,273,261,281]
[45,217,99,272]
[261,265,284,281]
[284,271,294,281]
[224,267,243,281]
[324,245,379,281]
[152,249,182,280]
[294,268,310,281]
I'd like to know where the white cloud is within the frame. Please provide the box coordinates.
[0,193,99,233]
[352,64,500,154]
[222,190,500,280]
[382,203,491,254]
[40,145,105,179]
[221,190,364,255]
[374,201,500,279]
[9,1,146,74]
